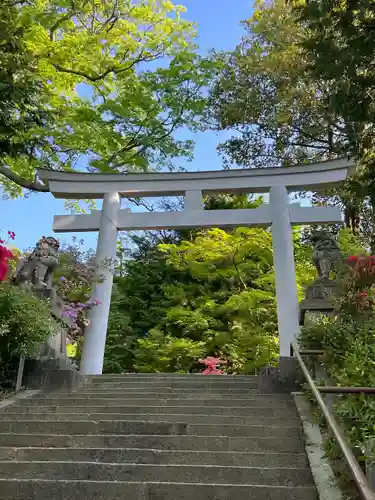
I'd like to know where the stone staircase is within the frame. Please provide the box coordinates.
[0,374,318,499]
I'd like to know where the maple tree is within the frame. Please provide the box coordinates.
[0,0,214,196]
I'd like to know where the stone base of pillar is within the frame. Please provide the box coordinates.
[258,357,304,394]
[23,358,87,392]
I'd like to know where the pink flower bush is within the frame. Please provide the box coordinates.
[199,356,227,375]
[55,240,102,340]
[0,230,16,245]
[0,246,14,282]
[62,298,102,340]
[341,255,375,315]
[0,230,16,282]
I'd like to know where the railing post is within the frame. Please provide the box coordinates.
[313,361,336,411]
[15,356,25,393]
[366,440,375,492]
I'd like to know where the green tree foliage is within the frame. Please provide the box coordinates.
[0,0,214,196]
[0,284,57,360]
[296,0,375,145]
[103,281,135,374]
[157,227,280,373]
[209,0,349,170]
[0,1,52,196]
[209,0,375,248]
[0,283,58,390]
[133,330,205,373]
[103,232,189,372]
[105,213,315,373]
[113,234,190,337]
[294,0,375,249]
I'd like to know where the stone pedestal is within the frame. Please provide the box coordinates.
[24,359,86,391]
[22,287,77,389]
[299,278,337,326]
[258,357,305,394]
[32,287,69,362]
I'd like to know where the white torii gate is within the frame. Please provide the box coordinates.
[36,158,355,375]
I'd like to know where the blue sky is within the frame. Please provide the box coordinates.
[1,0,254,251]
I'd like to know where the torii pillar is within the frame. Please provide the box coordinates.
[80,192,120,375]
[36,158,355,374]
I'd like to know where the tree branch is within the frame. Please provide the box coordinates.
[127,197,154,212]
[52,49,165,83]
[0,164,49,192]
[52,64,117,83]
[49,12,76,41]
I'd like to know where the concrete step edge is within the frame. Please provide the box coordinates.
[0,433,304,440]
[87,384,260,387]
[0,446,307,456]
[0,418,302,429]
[54,390,261,394]
[1,412,300,420]
[91,373,259,380]
[5,409,298,413]
[0,435,305,453]
[0,479,316,489]
[17,399,295,405]
[88,383,260,387]
[0,447,309,465]
[0,419,301,428]
[0,478,320,500]
[4,405,296,410]
[0,460,311,471]
[88,383,259,385]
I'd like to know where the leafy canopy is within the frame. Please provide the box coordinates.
[209,0,351,170]
[294,0,375,248]
[208,0,375,249]
[104,211,315,374]
[0,0,214,195]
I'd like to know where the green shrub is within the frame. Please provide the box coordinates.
[299,314,362,367]
[301,317,375,435]
[103,311,135,374]
[226,325,279,374]
[0,284,57,364]
[133,329,206,373]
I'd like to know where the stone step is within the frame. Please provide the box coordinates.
[21,393,292,403]
[4,405,299,417]
[0,434,306,453]
[0,420,302,438]
[89,379,259,384]
[55,388,261,395]
[14,397,296,408]
[0,447,309,467]
[91,374,260,381]
[0,479,318,500]
[88,380,260,388]
[0,412,301,426]
[0,373,315,500]
[0,461,313,486]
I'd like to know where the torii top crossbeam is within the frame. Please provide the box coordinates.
[36,157,355,199]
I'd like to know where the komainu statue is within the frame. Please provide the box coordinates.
[14,236,60,289]
[310,231,341,280]
[299,231,341,325]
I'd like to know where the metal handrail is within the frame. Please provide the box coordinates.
[291,341,375,500]
[317,386,375,394]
